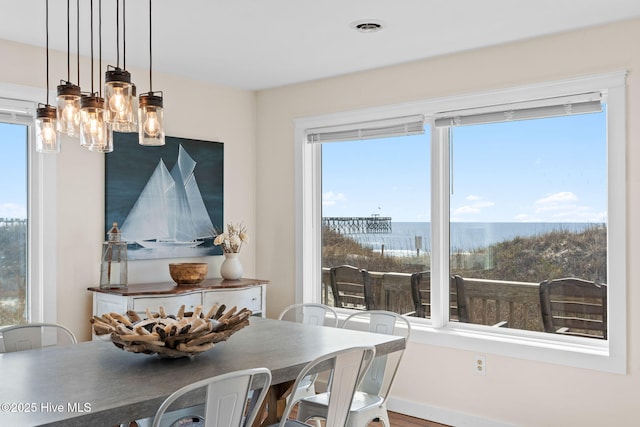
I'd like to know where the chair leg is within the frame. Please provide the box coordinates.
[345,408,390,427]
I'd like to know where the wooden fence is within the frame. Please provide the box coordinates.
[322,268,544,332]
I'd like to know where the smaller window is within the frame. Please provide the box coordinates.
[0,118,29,326]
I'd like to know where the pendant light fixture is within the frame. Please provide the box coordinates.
[138,0,165,146]
[111,0,137,133]
[80,0,110,152]
[104,0,134,129]
[56,0,81,137]
[35,0,59,153]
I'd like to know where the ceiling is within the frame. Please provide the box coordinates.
[1,0,640,91]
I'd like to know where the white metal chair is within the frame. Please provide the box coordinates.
[296,311,410,427]
[269,345,376,427]
[1,323,77,353]
[278,303,339,327]
[278,303,339,427]
[152,367,271,427]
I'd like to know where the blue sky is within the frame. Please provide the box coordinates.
[0,123,27,219]
[0,110,607,224]
[322,110,607,223]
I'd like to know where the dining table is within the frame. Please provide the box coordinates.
[0,316,406,426]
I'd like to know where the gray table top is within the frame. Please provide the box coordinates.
[0,316,406,426]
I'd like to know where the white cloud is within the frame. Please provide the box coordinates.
[0,203,26,219]
[519,192,605,222]
[535,191,578,206]
[534,192,578,215]
[322,191,347,207]
[453,196,495,217]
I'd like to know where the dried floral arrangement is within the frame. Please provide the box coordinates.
[213,222,248,253]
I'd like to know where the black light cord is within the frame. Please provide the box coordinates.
[77,0,80,84]
[115,0,120,68]
[66,0,70,82]
[123,0,126,70]
[90,0,94,94]
[149,0,153,92]
[45,0,50,104]
[99,0,102,96]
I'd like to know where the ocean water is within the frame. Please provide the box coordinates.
[349,222,602,256]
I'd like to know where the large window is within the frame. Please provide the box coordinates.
[296,73,626,372]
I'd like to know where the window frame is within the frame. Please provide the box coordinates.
[295,72,627,373]
[0,83,58,325]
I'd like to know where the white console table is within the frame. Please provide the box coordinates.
[88,278,268,320]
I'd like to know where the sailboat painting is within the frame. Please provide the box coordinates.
[105,133,223,260]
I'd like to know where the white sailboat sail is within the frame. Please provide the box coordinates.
[120,145,214,248]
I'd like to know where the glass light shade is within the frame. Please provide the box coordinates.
[56,81,81,136]
[111,84,138,133]
[138,93,165,146]
[35,105,60,153]
[104,67,133,126]
[80,95,109,151]
[89,125,114,153]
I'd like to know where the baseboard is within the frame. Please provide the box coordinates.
[387,396,516,427]
[317,377,514,426]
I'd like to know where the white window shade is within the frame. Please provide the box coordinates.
[0,98,36,125]
[306,114,425,143]
[434,92,602,128]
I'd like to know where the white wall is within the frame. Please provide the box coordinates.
[254,19,640,427]
[0,38,257,342]
[2,16,639,426]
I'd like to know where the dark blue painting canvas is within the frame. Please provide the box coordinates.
[105,133,224,260]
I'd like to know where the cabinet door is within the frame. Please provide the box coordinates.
[132,293,202,315]
[202,287,263,313]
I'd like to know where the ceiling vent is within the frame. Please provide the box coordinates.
[351,20,384,33]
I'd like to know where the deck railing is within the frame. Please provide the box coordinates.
[322,268,545,332]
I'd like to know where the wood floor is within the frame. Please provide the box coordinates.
[288,407,450,427]
[374,411,450,427]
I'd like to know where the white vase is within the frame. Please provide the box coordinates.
[220,252,243,280]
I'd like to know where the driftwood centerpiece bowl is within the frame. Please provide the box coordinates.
[91,304,251,358]
[169,262,208,286]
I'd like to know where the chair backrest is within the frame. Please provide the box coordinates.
[152,367,271,427]
[278,303,338,327]
[341,311,410,405]
[539,277,607,339]
[329,265,375,310]
[410,272,461,320]
[410,271,430,318]
[279,346,376,427]
[1,323,77,353]
[454,275,510,327]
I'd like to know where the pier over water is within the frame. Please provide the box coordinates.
[322,216,392,234]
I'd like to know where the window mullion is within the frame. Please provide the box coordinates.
[430,125,450,327]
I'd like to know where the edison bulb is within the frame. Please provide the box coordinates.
[40,121,57,143]
[108,86,127,114]
[143,111,161,137]
[62,100,77,123]
[88,114,101,138]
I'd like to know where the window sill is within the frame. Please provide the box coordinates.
[408,320,625,374]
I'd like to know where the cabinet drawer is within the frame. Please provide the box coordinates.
[94,292,128,317]
[203,287,263,313]
[132,293,202,315]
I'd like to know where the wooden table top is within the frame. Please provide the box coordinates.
[0,317,405,426]
[87,277,269,296]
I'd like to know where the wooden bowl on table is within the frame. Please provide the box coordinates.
[169,262,208,286]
